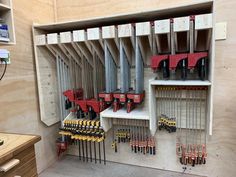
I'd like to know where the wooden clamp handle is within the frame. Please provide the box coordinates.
[0,159,20,172]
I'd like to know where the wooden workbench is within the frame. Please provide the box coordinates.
[0,133,41,177]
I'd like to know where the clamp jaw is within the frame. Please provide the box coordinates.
[126,91,145,113]
[113,91,127,112]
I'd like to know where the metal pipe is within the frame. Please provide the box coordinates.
[135,38,144,94]
[120,40,130,93]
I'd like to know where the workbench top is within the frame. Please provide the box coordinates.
[0,133,41,164]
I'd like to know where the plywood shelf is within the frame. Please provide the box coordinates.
[100,107,152,133]
[0,3,10,10]
[100,107,149,120]
[150,79,211,86]
[0,0,15,45]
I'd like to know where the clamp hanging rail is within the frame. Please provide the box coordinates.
[102,25,119,65]
[59,32,82,67]
[87,27,105,66]
[72,29,94,68]
[47,33,70,66]
[194,13,213,52]
[153,19,171,79]
[173,16,190,53]
[154,19,171,55]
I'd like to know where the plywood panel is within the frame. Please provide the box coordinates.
[56,0,202,22]
[35,34,46,46]
[87,27,101,40]
[173,16,190,32]
[118,24,132,38]
[37,46,59,126]
[0,0,58,174]
[73,30,86,42]
[136,22,151,36]
[102,25,116,39]
[47,33,58,44]
[195,13,213,30]
[60,32,72,43]
[155,19,170,34]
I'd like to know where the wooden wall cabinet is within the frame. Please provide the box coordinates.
[0,133,41,177]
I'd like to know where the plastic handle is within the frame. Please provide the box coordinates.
[0,159,20,172]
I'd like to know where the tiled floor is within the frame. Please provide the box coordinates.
[39,155,204,177]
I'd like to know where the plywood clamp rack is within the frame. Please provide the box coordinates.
[33,0,214,168]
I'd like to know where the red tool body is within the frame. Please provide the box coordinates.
[56,139,68,157]
[188,52,208,69]
[87,99,102,113]
[126,91,145,113]
[75,99,89,113]
[169,53,188,70]
[112,91,127,112]
[98,92,114,111]
[99,92,114,102]
[151,55,169,71]
[63,89,83,102]
[63,89,107,113]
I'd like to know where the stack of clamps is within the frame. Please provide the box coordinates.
[64,89,107,116]
[99,90,145,113]
[151,52,208,80]
[60,119,104,143]
[59,119,106,164]
[176,144,207,166]
[111,119,156,155]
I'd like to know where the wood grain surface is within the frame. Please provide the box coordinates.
[0,0,59,174]
[0,145,38,177]
[0,133,40,164]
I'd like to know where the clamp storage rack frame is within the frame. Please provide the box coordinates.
[32,0,215,175]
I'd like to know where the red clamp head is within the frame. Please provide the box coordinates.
[151,55,169,71]
[63,90,75,102]
[188,52,208,69]
[169,53,188,70]
[87,99,100,113]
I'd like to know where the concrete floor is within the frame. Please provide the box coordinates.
[39,155,204,177]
